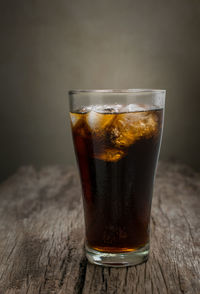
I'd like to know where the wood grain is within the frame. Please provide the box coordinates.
[0,161,199,294]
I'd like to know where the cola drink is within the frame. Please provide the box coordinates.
[70,104,163,253]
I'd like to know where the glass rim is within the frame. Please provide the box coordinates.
[68,89,166,95]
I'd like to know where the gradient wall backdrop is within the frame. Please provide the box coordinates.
[0,0,200,182]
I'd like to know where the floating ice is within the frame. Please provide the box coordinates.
[70,104,159,162]
[109,111,158,148]
[86,110,114,132]
[70,113,80,127]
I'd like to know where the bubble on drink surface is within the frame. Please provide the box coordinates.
[94,104,123,113]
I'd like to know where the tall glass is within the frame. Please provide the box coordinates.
[68,89,165,267]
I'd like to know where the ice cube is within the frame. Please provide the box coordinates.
[70,112,89,138]
[94,148,125,162]
[86,110,115,132]
[110,111,158,148]
[70,113,82,127]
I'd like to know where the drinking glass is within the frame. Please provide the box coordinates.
[68,89,165,267]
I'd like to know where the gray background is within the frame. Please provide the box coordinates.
[0,0,200,182]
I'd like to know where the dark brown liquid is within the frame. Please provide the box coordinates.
[70,107,163,253]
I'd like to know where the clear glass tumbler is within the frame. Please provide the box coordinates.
[68,89,165,267]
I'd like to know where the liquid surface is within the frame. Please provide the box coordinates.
[70,104,163,253]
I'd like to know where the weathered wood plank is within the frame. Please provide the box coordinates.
[0,162,199,294]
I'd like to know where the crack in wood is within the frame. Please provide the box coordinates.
[157,260,169,293]
[75,256,88,294]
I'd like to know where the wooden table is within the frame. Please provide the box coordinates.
[0,161,199,294]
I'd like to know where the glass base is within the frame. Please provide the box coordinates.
[85,243,149,267]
